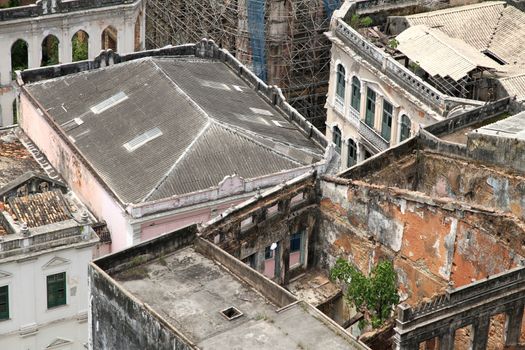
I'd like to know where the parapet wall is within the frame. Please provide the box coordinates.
[0,0,136,21]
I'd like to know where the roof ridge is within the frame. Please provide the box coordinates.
[141,121,211,202]
[210,120,306,166]
[485,5,507,51]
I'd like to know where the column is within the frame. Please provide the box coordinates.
[29,31,41,69]
[0,38,11,85]
[359,80,366,121]
[439,330,455,350]
[505,304,524,346]
[391,107,400,146]
[375,93,383,132]
[61,24,72,64]
[88,25,102,60]
[472,316,489,350]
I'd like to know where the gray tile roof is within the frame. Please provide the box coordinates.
[25,57,323,204]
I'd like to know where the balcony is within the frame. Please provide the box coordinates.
[347,107,360,127]
[358,119,389,153]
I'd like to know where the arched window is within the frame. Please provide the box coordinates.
[134,13,142,51]
[347,139,357,167]
[381,100,393,142]
[400,114,411,141]
[335,64,346,102]
[101,26,118,52]
[41,35,59,66]
[333,126,342,153]
[11,39,28,79]
[72,30,89,62]
[351,76,361,112]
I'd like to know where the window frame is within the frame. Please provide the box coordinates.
[365,87,376,127]
[335,64,346,103]
[347,139,358,167]
[0,285,8,320]
[47,272,66,309]
[381,100,393,141]
[400,114,411,142]
[350,76,361,112]
[332,126,342,153]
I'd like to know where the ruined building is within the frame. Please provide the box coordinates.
[145,0,342,130]
[0,0,146,126]
[90,108,525,349]
[325,0,525,169]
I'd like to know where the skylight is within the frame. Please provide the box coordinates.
[123,127,163,152]
[90,91,128,114]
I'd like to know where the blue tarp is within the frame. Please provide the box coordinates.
[323,0,342,21]
[247,0,267,81]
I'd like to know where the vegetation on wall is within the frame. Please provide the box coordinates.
[349,14,373,29]
[331,258,399,329]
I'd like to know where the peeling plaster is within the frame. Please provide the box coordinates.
[439,218,457,280]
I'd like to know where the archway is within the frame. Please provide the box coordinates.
[41,34,59,66]
[72,30,89,61]
[11,39,28,79]
[134,13,142,51]
[101,26,118,52]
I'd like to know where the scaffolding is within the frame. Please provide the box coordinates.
[145,0,340,130]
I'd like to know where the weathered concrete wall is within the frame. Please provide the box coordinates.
[90,225,198,350]
[199,173,319,285]
[319,177,525,304]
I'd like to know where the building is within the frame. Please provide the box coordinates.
[0,0,146,125]
[325,0,525,169]
[16,39,333,252]
[146,0,342,130]
[127,107,525,349]
[0,127,99,350]
[89,224,370,350]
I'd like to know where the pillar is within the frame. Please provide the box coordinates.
[28,32,41,69]
[439,330,455,350]
[60,26,72,63]
[472,316,489,350]
[505,304,524,346]
[88,26,102,60]
[0,40,11,85]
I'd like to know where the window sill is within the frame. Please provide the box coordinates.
[46,304,68,312]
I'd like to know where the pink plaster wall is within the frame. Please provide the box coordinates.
[20,94,131,251]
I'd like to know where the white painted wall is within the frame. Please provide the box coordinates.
[0,0,146,125]
[0,244,94,350]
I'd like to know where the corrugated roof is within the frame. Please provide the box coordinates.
[405,1,506,50]
[396,25,499,81]
[26,58,323,204]
[499,74,525,101]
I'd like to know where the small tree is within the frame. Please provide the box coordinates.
[331,258,399,329]
[349,14,373,29]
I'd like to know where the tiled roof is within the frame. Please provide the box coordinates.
[396,25,499,81]
[26,57,324,204]
[0,128,44,188]
[6,190,73,228]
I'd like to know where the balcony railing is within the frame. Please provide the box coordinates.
[358,119,389,153]
[348,107,360,127]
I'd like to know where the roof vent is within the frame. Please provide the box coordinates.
[220,306,243,321]
[124,127,163,152]
[91,91,128,114]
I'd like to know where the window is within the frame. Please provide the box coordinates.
[242,254,256,269]
[265,246,274,260]
[333,126,342,153]
[47,272,66,308]
[365,88,376,127]
[289,233,303,268]
[347,139,358,167]
[336,64,346,101]
[400,114,411,142]
[351,77,361,112]
[381,101,393,141]
[0,285,8,320]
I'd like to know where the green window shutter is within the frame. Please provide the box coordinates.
[47,272,66,308]
[0,285,8,320]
